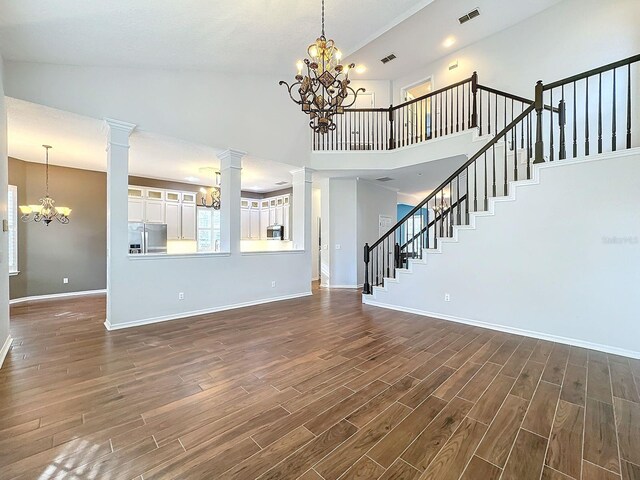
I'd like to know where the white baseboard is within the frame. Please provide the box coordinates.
[0,335,13,369]
[10,289,107,305]
[104,291,313,331]
[363,297,640,360]
[323,284,364,289]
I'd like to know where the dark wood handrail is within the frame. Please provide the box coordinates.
[477,84,533,105]
[368,104,535,252]
[543,54,640,90]
[399,194,468,250]
[390,76,474,111]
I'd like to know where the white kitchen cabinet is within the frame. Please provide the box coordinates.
[240,208,250,239]
[181,203,197,240]
[145,200,165,223]
[165,202,181,240]
[260,205,270,239]
[250,209,260,238]
[165,191,181,203]
[182,192,197,204]
[128,198,144,222]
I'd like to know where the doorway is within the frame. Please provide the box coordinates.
[402,77,434,142]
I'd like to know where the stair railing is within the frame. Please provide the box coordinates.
[363,53,639,294]
[312,72,540,152]
[534,54,640,163]
[363,103,536,294]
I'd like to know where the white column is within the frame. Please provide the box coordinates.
[290,167,314,251]
[105,118,136,326]
[217,149,245,254]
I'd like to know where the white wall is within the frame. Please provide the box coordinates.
[0,54,11,366]
[108,252,312,328]
[320,177,397,288]
[393,0,640,103]
[356,180,398,285]
[367,149,640,357]
[106,128,313,329]
[3,62,310,166]
[311,188,321,280]
[328,178,358,287]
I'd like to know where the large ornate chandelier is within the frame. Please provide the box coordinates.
[19,145,71,226]
[280,0,364,134]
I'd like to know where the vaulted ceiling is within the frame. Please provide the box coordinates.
[0,0,432,73]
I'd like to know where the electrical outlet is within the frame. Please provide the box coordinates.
[444,293,451,302]
[335,244,341,250]
[271,281,276,288]
[178,292,185,300]
[63,278,69,284]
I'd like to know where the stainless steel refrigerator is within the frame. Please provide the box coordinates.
[128,222,168,254]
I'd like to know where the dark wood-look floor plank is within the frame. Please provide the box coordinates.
[368,395,447,468]
[475,394,529,467]
[610,362,640,403]
[1,288,637,480]
[315,402,410,480]
[522,380,561,438]
[419,416,487,480]
[561,363,587,406]
[614,397,640,466]
[621,460,640,480]
[378,458,422,480]
[467,373,517,425]
[589,356,614,404]
[401,396,474,471]
[459,455,502,480]
[546,399,585,479]
[585,398,621,473]
[339,456,386,480]
[501,428,548,480]
[583,460,623,480]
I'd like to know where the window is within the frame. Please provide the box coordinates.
[8,185,18,274]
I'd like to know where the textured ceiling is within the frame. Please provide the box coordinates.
[0,0,432,73]
[7,98,297,192]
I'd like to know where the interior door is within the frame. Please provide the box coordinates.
[348,93,375,150]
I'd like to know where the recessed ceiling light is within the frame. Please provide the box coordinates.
[185,176,200,182]
[275,181,288,185]
[355,65,367,74]
[443,36,456,48]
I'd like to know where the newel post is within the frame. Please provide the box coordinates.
[470,71,478,128]
[363,243,371,294]
[534,80,545,164]
[388,106,395,150]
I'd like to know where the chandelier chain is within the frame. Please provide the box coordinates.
[45,145,49,196]
[321,0,325,37]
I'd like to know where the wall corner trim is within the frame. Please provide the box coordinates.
[104,291,313,331]
[0,336,13,369]
[362,297,640,360]
[10,289,107,305]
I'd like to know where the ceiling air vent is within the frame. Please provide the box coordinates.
[376,177,394,182]
[275,181,288,185]
[458,8,480,24]
[380,53,397,64]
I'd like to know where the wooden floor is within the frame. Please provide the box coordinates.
[1,287,639,480]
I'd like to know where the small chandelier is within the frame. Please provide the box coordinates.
[199,170,221,209]
[279,0,364,134]
[19,145,71,226]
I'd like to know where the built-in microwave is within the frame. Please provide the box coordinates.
[267,225,284,240]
